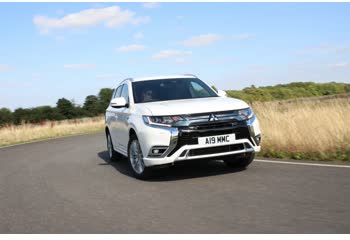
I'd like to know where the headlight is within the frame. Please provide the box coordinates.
[238,107,254,120]
[143,115,185,126]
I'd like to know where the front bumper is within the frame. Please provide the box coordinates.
[141,116,261,167]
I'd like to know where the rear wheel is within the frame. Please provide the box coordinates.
[128,135,153,179]
[106,132,121,161]
[223,152,255,168]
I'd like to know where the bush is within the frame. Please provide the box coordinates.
[225,82,350,103]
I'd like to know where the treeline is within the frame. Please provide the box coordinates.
[0,88,114,127]
[226,82,350,103]
[1,82,350,127]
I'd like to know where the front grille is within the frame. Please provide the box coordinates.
[167,121,253,156]
[188,143,244,156]
[186,110,244,122]
[186,121,239,131]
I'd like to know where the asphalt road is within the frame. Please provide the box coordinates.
[0,133,350,233]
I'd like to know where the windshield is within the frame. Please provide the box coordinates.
[132,78,218,104]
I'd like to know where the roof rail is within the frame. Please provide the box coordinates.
[183,74,198,78]
[123,77,133,82]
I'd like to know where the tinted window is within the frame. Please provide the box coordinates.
[120,84,129,103]
[190,81,212,98]
[113,85,123,98]
[132,78,218,104]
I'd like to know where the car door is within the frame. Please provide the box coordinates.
[107,85,123,150]
[114,83,131,156]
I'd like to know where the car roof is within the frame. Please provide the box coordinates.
[131,75,197,82]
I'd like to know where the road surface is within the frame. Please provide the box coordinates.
[0,133,349,233]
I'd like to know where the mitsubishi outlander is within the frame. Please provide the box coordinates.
[105,75,261,179]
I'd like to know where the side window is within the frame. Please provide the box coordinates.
[189,81,209,97]
[113,85,123,99]
[120,84,129,104]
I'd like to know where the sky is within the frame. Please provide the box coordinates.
[0,2,350,110]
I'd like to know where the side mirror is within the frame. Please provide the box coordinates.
[217,89,227,97]
[110,97,127,108]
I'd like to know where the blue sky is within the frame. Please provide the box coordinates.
[0,2,350,110]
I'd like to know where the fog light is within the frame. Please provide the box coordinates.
[153,149,159,154]
[255,134,261,146]
[149,146,168,157]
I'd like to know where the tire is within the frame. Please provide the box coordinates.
[128,134,153,180]
[223,152,255,169]
[106,131,121,162]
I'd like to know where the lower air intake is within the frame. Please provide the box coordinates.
[188,143,244,157]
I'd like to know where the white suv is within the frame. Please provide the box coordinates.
[105,75,261,179]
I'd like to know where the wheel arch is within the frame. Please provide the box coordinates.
[105,126,110,136]
[129,127,137,139]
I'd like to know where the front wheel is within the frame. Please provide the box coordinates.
[128,135,153,179]
[106,132,121,161]
[223,152,255,169]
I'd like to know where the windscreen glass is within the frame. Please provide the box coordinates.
[132,78,218,103]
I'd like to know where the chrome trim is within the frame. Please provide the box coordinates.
[162,128,179,157]
[246,115,260,146]
[186,143,246,157]
[184,109,253,124]
[179,147,255,161]
[183,73,198,78]
[246,115,256,125]
[181,125,240,133]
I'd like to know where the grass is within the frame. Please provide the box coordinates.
[253,96,350,161]
[1,95,349,161]
[0,117,104,147]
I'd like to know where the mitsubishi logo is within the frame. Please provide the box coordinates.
[209,113,218,122]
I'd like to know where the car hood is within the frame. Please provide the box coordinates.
[139,97,249,116]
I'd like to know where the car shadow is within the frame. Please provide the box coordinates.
[97,151,246,182]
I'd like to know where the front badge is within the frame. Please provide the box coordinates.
[208,113,218,122]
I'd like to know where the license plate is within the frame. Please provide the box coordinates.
[198,134,236,146]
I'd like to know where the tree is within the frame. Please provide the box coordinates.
[34,106,64,122]
[56,98,77,119]
[13,108,31,125]
[83,95,100,116]
[97,88,114,113]
[0,108,13,127]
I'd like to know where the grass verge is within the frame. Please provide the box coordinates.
[253,96,350,161]
[0,117,104,147]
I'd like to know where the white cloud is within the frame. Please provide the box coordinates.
[152,50,192,59]
[142,2,160,9]
[232,33,255,40]
[64,64,96,69]
[330,62,350,69]
[33,6,150,34]
[176,15,185,20]
[0,64,10,72]
[175,58,188,63]
[180,34,222,47]
[133,32,144,40]
[117,44,146,52]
